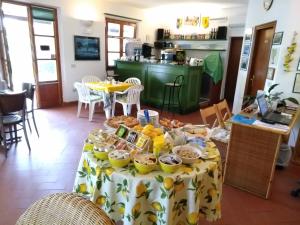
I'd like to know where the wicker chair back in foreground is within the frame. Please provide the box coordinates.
[16,193,115,225]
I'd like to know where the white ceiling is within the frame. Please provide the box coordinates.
[105,0,249,9]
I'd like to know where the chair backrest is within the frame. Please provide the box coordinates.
[82,76,101,84]
[214,99,232,123]
[199,104,223,128]
[16,193,115,225]
[22,82,36,100]
[124,77,141,85]
[122,84,144,104]
[0,91,26,115]
[74,82,91,103]
[173,75,184,86]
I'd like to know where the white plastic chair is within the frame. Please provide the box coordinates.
[112,85,144,116]
[74,82,105,121]
[124,77,141,85]
[82,76,101,84]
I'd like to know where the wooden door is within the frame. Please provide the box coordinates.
[246,21,276,96]
[225,37,243,104]
[29,6,62,108]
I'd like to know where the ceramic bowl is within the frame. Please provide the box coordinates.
[108,150,130,168]
[159,154,182,173]
[172,145,202,164]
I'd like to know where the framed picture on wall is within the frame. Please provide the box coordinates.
[244,33,252,42]
[240,56,249,70]
[243,44,251,56]
[273,32,284,45]
[267,67,275,80]
[297,58,300,71]
[293,73,300,93]
[74,35,100,60]
[269,46,280,67]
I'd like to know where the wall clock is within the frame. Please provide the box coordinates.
[263,0,273,11]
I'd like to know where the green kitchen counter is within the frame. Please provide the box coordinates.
[115,60,202,114]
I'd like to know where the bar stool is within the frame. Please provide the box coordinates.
[161,75,184,113]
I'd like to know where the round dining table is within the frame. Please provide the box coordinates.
[73,133,222,225]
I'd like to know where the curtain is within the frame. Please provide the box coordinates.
[0,0,12,89]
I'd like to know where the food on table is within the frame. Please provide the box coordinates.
[134,154,157,174]
[93,143,114,160]
[106,135,118,145]
[108,150,130,168]
[133,124,143,132]
[182,125,209,139]
[136,134,149,149]
[172,145,202,164]
[107,116,139,128]
[141,124,163,138]
[126,131,138,143]
[116,125,128,138]
[159,118,185,129]
[134,154,157,165]
[115,140,128,150]
[187,137,206,148]
[159,154,182,173]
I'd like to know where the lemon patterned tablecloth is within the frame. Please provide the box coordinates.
[86,81,132,93]
[73,143,222,225]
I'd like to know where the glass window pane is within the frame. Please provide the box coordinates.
[37,60,57,82]
[108,53,120,66]
[108,23,120,36]
[108,38,120,52]
[35,36,56,59]
[33,19,54,36]
[123,25,135,38]
[2,3,28,17]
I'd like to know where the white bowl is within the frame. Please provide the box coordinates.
[172,145,202,164]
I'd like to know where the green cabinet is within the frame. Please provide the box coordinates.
[115,61,202,114]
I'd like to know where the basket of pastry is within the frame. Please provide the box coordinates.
[159,118,185,130]
[106,115,139,129]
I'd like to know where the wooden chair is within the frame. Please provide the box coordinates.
[214,99,232,128]
[200,105,228,173]
[0,91,31,157]
[16,193,115,225]
[199,105,223,128]
[22,83,39,137]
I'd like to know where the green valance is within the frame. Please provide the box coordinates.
[32,7,54,21]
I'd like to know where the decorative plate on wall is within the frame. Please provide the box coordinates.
[263,0,273,11]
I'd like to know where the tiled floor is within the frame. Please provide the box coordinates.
[0,104,299,225]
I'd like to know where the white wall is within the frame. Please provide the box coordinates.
[233,0,300,114]
[18,0,247,102]
[20,0,144,102]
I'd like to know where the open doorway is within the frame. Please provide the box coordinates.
[2,1,62,108]
[3,3,34,91]
[245,21,276,96]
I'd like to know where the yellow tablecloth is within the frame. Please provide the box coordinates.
[86,81,132,93]
[73,135,222,225]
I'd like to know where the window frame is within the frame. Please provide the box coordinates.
[105,18,137,69]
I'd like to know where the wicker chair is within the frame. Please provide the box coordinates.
[16,193,115,225]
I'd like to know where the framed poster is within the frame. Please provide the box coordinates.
[267,67,275,80]
[269,46,280,67]
[74,35,100,60]
[244,33,252,42]
[240,56,249,70]
[273,32,284,45]
[293,73,300,93]
[243,44,251,56]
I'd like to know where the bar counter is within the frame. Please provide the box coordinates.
[115,60,203,113]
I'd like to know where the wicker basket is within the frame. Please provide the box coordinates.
[16,193,115,225]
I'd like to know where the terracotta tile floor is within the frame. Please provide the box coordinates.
[0,104,300,225]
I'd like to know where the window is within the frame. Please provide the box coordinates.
[105,18,136,69]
